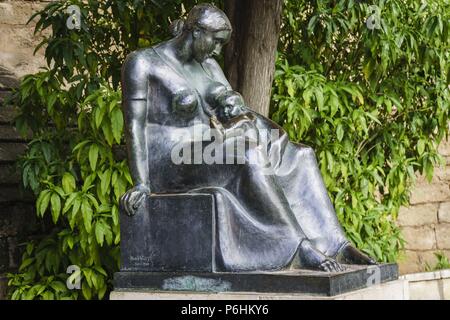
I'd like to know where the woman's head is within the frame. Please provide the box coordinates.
[171,3,232,62]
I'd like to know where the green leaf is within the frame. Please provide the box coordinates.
[62,172,76,194]
[364,223,374,237]
[37,190,52,217]
[63,192,78,214]
[373,244,383,260]
[11,290,20,300]
[112,205,119,226]
[85,193,99,210]
[336,124,344,142]
[109,98,118,113]
[287,101,296,122]
[67,235,74,249]
[111,170,118,186]
[73,140,90,153]
[100,169,112,196]
[82,282,92,300]
[111,107,124,144]
[95,221,105,246]
[96,95,104,110]
[89,144,99,171]
[424,158,434,182]
[329,95,339,117]
[23,290,36,300]
[417,139,425,155]
[47,93,58,110]
[326,150,334,171]
[94,105,106,128]
[123,167,133,185]
[93,266,108,277]
[314,87,324,111]
[366,111,381,125]
[42,291,55,300]
[82,174,96,192]
[81,198,93,232]
[302,88,313,106]
[49,281,67,293]
[19,258,35,271]
[90,271,99,289]
[26,243,34,255]
[83,269,93,287]
[70,198,81,229]
[53,186,65,198]
[101,120,114,146]
[307,15,318,34]
[98,284,107,300]
[50,193,61,224]
[45,249,60,274]
[286,79,295,97]
[34,285,46,297]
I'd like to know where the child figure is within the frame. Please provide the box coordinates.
[206,82,258,140]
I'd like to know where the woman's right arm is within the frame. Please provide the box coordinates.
[122,51,151,188]
[120,52,151,215]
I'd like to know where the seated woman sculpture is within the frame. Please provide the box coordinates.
[119,3,376,272]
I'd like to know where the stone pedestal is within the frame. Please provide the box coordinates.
[115,264,398,297]
[118,193,399,297]
[110,279,408,300]
[120,194,215,272]
[112,269,450,300]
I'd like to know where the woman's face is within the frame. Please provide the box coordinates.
[192,29,231,63]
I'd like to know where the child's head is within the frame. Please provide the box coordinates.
[218,91,244,109]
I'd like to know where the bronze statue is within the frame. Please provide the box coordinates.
[120,3,376,273]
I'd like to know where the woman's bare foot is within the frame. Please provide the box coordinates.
[298,240,345,272]
[336,243,377,265]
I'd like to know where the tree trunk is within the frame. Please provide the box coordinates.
[224,0,283,117]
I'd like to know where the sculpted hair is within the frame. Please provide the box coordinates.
[170,3,232,37]
[169,19,185,37]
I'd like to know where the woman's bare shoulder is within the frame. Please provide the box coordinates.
[122,47,166,77]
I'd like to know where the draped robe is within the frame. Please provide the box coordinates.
[122,47,349,272]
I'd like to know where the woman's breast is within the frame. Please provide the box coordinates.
[146,77,210,127]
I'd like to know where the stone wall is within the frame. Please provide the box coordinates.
[0,0,50,299]
[0,0,48,78]
[397,141,450,274]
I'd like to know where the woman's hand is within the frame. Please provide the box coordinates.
[119,184,151,216]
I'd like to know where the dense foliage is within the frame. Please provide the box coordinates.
[5,0,449,299]
[6,0,210,300]
[272,0,449,262]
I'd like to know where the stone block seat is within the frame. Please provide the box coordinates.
[115,193,398,296]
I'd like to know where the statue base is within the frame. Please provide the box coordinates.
[110,279,407,300]
[114,263,398,297]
